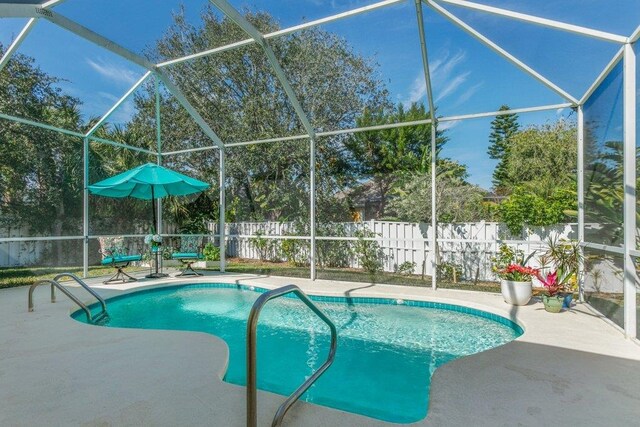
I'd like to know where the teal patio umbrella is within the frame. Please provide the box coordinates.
[88,162,210,232]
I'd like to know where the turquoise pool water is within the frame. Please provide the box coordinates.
[73,284,522,423]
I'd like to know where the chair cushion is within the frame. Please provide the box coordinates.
[98,236,128,258]
[101,254,142,265]
[179,236,202,253]
[171,252,203,260]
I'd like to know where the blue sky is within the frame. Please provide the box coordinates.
[1,0,638,189]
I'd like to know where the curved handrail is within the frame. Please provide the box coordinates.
[28,279,93,322]
[52,273,107,314]
[246,285,338,427]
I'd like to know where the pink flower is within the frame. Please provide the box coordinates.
[537,271,561,296]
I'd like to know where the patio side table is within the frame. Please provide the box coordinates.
[145,245,168,279]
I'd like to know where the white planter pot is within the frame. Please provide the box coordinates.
[500,280,532,306]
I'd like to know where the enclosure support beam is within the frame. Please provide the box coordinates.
[622,43,636,339]
[629,25,640,44]
[155,71,225,149]
[577,106,585,302]
[435,0,627,44]
[0,112,155,154]
[162,102,572,155]
[207,0,316,137]
[0,18,36,72]
[27,5,224,151]
[155,77,163,235]
[414,0,438,290]
[580,47,624,106]
[0,3,39,17]
[425,0,579,105]
[310,137,317,280]
[86,135,157,155]
[208,0,318,278]
[219,148,226,272]
[38,9,156,70]
[0,112,84,137]
[85,71,152,137]
[83,137,89,278]
[0,1,64,71]
[158,0,404,68]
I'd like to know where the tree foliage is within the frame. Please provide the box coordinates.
[487,105,520,193]
[342,103,446,218]
[389,170,490,223]
[497,119,577,234]
[582,139,640,245]
[0,46,82,235]
[137,9,389,224]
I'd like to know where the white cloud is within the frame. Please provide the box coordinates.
[86,58,140,86]
[97,91,118,102]
[404,73,427,106]
[94,91,136,124]
[431,49,466,82]
[435,71,470,103]
[450,82,483,109]
[402,48,482,109]
[438,119,461,131]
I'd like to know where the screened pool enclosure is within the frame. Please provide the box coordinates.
[0,1,639,337]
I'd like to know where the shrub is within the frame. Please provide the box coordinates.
[202,243,220,261]
[437,261,462,282]
[316,222,352,268]
[280,238,309,267]
[394,261,416,276]
[353,229,385,275]
[250,230,271,261]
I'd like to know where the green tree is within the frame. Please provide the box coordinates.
[583,139,637,246]
[388,158,491,223]
[127,9,388,224]
[499,186,576,235]
[487,105,520,193]
[342,103,446,218]
[497,119,577,234]
[503,120,576,192]
[0,46,84,263]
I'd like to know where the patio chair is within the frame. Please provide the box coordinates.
[98,236,142,284]
[171,235,204,276]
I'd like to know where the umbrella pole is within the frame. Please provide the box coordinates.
[151,187,157,233]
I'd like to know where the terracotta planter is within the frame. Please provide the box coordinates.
[542,295,564,313]
[500,280,532,306]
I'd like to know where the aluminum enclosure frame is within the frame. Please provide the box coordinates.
[0,1,638,337]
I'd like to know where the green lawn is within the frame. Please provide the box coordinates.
[0,265,148,289]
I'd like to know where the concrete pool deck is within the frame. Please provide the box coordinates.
[1,272,640,426]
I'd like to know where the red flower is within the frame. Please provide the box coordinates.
[501,264,539,276]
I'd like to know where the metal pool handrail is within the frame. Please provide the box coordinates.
[53,273,107,315]
[28,273,108,323]
[246,284,338,427]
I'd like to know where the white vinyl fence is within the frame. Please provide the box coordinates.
[213,220,578,281]
[0,226,50,267]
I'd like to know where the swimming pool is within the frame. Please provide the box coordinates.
[73,284,522,423]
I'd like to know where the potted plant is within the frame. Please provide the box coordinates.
[537,271,565,313]
[492,245,538,306]
[542,237,582,310]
